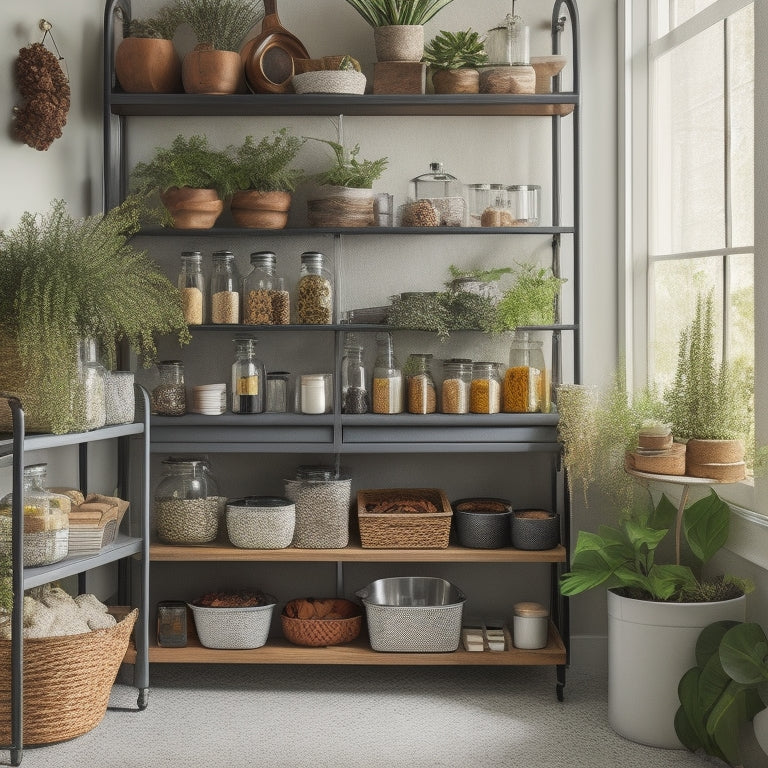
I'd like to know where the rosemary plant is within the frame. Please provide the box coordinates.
[344,0,454,27]
[310,138,388,189]
[494,263,565,331]
[171,0,264,51]
[227,129,306,193]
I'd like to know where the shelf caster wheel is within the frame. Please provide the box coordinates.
[137,688,149,710]
[556,683,565,701]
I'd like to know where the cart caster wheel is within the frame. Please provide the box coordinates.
[556,684,565,702]
[137,688,149,710]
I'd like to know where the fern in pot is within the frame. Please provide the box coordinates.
[423,29,488,94]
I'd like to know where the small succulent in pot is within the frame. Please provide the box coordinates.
[423,29,488,94]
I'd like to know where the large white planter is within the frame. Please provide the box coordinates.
[607,589,747,749]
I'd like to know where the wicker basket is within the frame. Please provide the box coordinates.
[357,488,452,549]
[188,601,275,649]
[281,598,362,647]
[0,608,137,745]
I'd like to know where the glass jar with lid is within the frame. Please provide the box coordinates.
[154,458,219,544]
[503,331,548,413]
[242,251,278,324]
[76,337,106,431]
[470,362,503,414]
[210,250,240,324]
[231,336,265,414]
[406,353,437,414]
[409,162,466,227]
[441,359,472,414]
[152,361,186,416]
[0,463,70,566]
[297,251,333,324]
[178,251,205,325]
[372,332,404,414]
[342,336,369,414]
[485,5,530,66]
[506,184,541,225]
[466,184,508,227]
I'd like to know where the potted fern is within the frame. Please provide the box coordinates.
[306,138,388,227]
[226,129,306,228]
[423,29,488,94]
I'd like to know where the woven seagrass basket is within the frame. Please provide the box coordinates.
[281,598,362,647]
[0,608,137,746]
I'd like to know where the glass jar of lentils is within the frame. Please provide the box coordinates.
[470,362,502,414]
[152,360,186,416]
[297,251,333,324]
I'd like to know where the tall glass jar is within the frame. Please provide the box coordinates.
[441,360,472,414]
[231,336,265,414]
[341,339,369,414]
[242,251,276,324]
[178,251,205,325]
[76,338,106,431]
[485,10,530,66]
[503,331,547,413]
[153,360,186,416]
[470,362,502,414]
[210,250,240,324]
[372,332,404,414]
[154,458,218,544]
[406,353,437,414]
[0,463,70,566]
[297,251,333,324]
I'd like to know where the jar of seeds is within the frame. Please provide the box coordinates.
[153,361,186,416]
[104,370,135,424]
[178,251,205,325]
[441,359,472,414]
[372,332,403,414]
[242,251,277,324]
[406,353,437,414]
[470,362,502,414]
[297,251,333,324]
[154,458,219,544]
[341,337,369,414]
[210,250,240,324]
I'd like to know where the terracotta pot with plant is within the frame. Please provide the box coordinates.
[422,28,488,94]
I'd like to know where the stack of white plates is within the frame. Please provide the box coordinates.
[190,383,227,415]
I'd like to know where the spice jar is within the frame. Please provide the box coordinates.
[409,162,466,226]
[210,250,240,324]
[0,463,70,566]
[154,458,218,544]
[242,251,277,324]
[341,339,369,414]
[178,251,205,325]
[503,331,547,413]
[297,251,333,324]
[470,362,502,414]
[512,601,549,650]
[441,359,472,414]
[152,361,186,416]
[372,333,404,414]
[231,336,265,414]
[406,353,437,414]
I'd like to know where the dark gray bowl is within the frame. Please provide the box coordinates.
[511,510,560,550]
[452,498,512,549]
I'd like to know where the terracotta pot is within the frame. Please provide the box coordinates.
[182,45,245,94]
[432,69,479,94]
[374,25,424,62]
[160,187,224,229]
[479,65,536,94]
[307,186,375,227]
[686,438,746,481]
[231,190,291,229]
[115,38,182,93]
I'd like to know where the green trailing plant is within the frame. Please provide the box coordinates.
[494,263,566,331]
[310,138,388,189]
[171,0,263,51]
[0,196,191,434]
[343,0,454,27]
[126,8,179,39]
[130,134,234,199]
[226,129,306,192]
[423,29,488,70]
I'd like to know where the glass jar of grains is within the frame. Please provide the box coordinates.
[341,339,369,414]
[210,250,240,324]
[242,251,276,324]
[503,331,547,413]
[153,361,186,416]
[470,362,502,414]
[406,353,437,414]
[372,332,404,414]
[441,359,472,414]
[297,251,333,324]
[178,251,205,325]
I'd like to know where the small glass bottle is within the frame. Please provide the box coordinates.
[153,360,186,416]
[297,251,333,324]
[178,251,205,325]
[242,251,276,324]
[409,162,466,227]
[470,362,503,414]
[341,339,369,414]
[406,353,437,414]
[372,332,404,414]
[231,336,265,414]
[504,331,547,413]
[441,360,472,414]
[210,250,240,324]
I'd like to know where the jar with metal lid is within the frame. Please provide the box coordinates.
[506,184,540,225]
[0,463,70,566]
[485,5,530,66]
[441,359,472,414]
[231,336,265,414]
[76,338,106,431]
[242,251,276,324]
[466,183,508,227]
[152,361,186,416]
[503,331,547,413]
[178,251,205,325]
[470,362,502,414]
[406,353,436,414]
[297,251,333,324]
[154,458,219,544]
[372,332,404,414]
[341,339,369,414]
[409,162,466,227]
[210,250,240,324]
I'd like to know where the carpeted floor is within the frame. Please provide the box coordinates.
[4,664,724,768]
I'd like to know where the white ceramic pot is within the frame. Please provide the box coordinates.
[607,589,747,749]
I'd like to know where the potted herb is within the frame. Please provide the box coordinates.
[0,197,190,435]
[115,8,182,93]
[171,0,264,94]
[130,134,232,229]
[343,0,455,62]
[422,29,488,94]
[307,138,388,227]
[226,128,306,229]
[494,263,566,331]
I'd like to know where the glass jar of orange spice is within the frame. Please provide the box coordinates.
[503,332,547,413]
[470,362,502,414]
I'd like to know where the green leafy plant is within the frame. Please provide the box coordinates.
[447,264,512,284]
[423,29,488,70]
[226,129,306,193]
[343,0,454,27]
[494,263,566,331]
[170,0,263,51]
[126,7,179,39]
[310,138,388,189]
[130,134,234,198]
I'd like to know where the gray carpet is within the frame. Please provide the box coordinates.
[6,665,723,767]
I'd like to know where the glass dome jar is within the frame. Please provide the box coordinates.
[441,359,472,414]
[154,458,219,544]
[409,162,466,227]
[297,251,333,324]
[406,353,437,414]
[231,336,265,414]
[178,251,205,325]
[470,362,503,414]
[0,463,70,566]
[242,251,276,324]
[503,331,547,413]
[152,361,186,416]
[372,332,404,414]
[341,338,369,414]
[210,250,240,324]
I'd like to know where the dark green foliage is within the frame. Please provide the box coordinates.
[127,7,179,39]
[423,29,488,70]
[494,263,565,331]
[344,0,454,26]
[171,0,264,51]
[227,130,306,192]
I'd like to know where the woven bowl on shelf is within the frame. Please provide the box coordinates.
[292,70,366,94]
[281,598,362,647]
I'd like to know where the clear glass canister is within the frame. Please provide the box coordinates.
[104,370,135,425]
[154,458,218,544]
[466,183,508,226]
[178,251,205,325]
[406,353,437,414]
[342,340,369,414]
[210,250,240,324]
[242,251,276,324]
[76,338,106,431]
[231,336,265,414]
[0,463,70,566]
[266,371,290,413]
[152,360,186,416]
[297,251,333,324]
[410,162,466,227]
[485,10,530,66]
[372,332,404,414]
[506,185,540,225]
[470,362,502,414]
[441,359,472,414]
[503,331,547,413]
